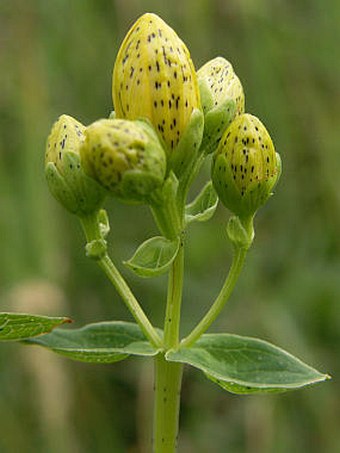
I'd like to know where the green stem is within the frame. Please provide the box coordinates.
[164,241,185,349]
[153,237,185,452]
[98,255,162,348]
[80,213,162,349]
[181,246,247,348]
[153,355,183,453]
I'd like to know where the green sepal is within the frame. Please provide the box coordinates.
[227,216,254,250]
[45,162,78,213]
[98,208,110,238]
[108,110,116,119]
[149,171,181,239]
[25,321,161,363]
[45,152,106,216]
[199,77,237,155]
[169,108,204,179]
[0,313,71,341]
[201,98,236,155]
[185,181,218,225]
[124,236,180,277]
[167,333,330,394]
[85,239,107,260]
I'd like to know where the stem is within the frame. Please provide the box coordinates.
[181,246,247,348]
[80,213,162,349]
[153,355,183,453]
[164,242,185,349]
[153,237,185,452]
[98,255,162,348]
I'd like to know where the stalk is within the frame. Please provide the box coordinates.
[181,246,247,348]
[80,213,162,348]
[153,240,185,452]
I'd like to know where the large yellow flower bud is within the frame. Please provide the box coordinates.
[112,13,203,176]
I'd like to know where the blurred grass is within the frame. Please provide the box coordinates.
[0,0,339,451]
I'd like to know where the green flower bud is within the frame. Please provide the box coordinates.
[112,13,203,177]
[80,118,166,204]
[211,113,281,219]
[198,57,245,154]
[45,114,106,216]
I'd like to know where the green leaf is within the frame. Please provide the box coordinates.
[167,333,330,394]
[26,321,161,363]
[124,236,180,277]
[0,313,71,341]
[185,181,218,225]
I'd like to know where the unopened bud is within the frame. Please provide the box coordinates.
[80,118,166,204]
[198,57,245,154]
[45,114,106,216]
[211,113,281,219]
[112,13,203,176]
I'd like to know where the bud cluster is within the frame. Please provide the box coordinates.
[45,13,281,225]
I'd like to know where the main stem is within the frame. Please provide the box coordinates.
[153,240,185,452]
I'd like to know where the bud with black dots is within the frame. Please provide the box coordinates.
[198,57,245,155]
[112,13,203,178]
[211,113,281,221]
[45,114,106,216]
[80,118,166,204]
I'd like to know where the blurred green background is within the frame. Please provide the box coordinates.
[0,0,339,451]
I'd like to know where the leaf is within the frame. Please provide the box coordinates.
[124,236,180,277]
[166,333,330,394]
[185,181,218,224]
[0,313,71,341]
[26,321,161,363]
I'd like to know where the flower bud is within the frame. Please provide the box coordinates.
[211,113,281,219]
[198,57,245,155]
[45,114,106,216]
[80,118,166,204]
[112,13,203,175]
